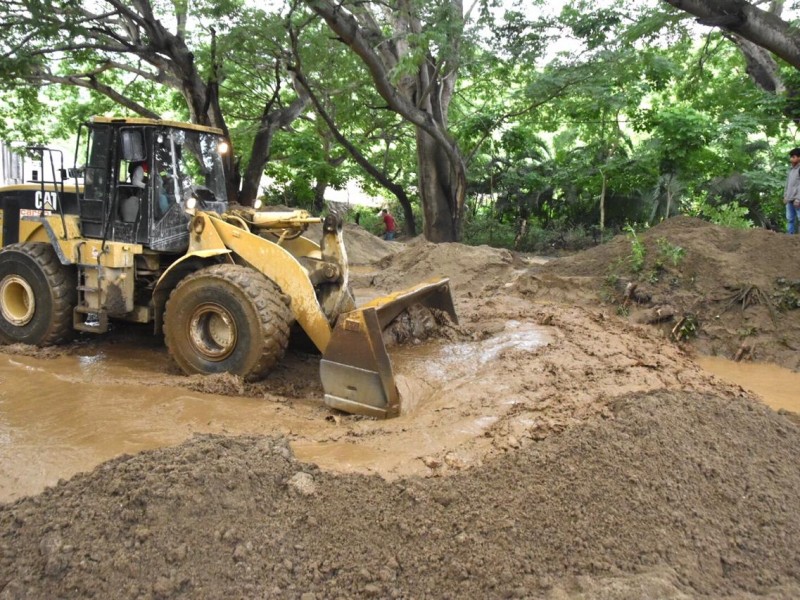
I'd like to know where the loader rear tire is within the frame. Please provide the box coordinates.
[0,243,76,346]
[164,264,293,380]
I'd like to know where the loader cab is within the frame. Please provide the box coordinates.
[77,117,229,252]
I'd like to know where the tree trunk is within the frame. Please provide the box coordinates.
[732,35,786,94]
[291,67,419,235]
[303,0,466,242]
[239,92,310,206]
[2,0,320,209]
[600,172,607,232]
[239,126,276,206]
[416,127,464,242]
[666,175,673,219]
[663,1,800,123]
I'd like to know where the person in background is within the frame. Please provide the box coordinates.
[783,147,800,234]
[380,207,396,241]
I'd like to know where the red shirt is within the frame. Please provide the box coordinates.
[383,213,396,233]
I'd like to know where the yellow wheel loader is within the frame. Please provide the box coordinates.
[0,117,456,418]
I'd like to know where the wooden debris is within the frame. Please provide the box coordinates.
[733,343,755,362]
[632,305,675,325]
[624,282,652,305]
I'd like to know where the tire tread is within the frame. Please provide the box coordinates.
[0,243,76,346]
[164,264,293,379]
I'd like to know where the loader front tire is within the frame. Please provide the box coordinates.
[164,264,293,380]
[0,243,76,346]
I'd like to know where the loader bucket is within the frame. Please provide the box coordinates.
[320,278,457,418]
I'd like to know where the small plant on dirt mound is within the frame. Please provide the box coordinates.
[642,237,686,285]
[670,313,698,341]
[695,201,754,229]
[737,326,758,338]
[655,237,685,268]
[625,225,647,273]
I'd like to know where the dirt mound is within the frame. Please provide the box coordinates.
[369,237,522,295]
[304,222,399,265]
[2,390,799,599]
[521,217,800,370]
[3,215,800,599]
[542,216,799,285]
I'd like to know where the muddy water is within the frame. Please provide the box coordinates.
[0,321,553,503]
[697,356,800,414]
[393,320,552,414]
[293,320,552,471]
[0,344,322,503]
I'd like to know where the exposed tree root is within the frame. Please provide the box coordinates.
[718,284,775,322]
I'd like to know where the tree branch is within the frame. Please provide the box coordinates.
[31,71,160,118]
[662,0,800,70]
[304,0,465,171]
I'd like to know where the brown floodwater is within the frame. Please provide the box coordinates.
[0,342,323,503]
[0,320,553,503]
[5,334,791,506]
[697,356,800,414]
[293,320,552,468]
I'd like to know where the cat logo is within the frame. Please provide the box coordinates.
[34,190,58,211]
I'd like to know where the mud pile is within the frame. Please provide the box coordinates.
[2,389,799,599]
[305,222,399,265]
[369,237,521,295]
[519,217,800,370]
[2,217,800,599]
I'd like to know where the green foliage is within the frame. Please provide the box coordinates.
[626,225,647,273]
[693,200,754,229]
[462,209,518,248]
[671,314,698,341]
[348,206,384,235]
[1,0,798,244]
[655,237,685,268]
[260,179,315,210]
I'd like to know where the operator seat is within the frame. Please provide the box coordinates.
[119,188,141,222]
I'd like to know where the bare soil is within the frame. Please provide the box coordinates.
[2,217,800,599]
[528,216,800,371]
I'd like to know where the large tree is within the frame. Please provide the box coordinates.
[301,0,470,242]
[0,0,307,205]
[284,17,420,234]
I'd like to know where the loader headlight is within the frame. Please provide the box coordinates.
[186,196,197,210]
[253,198,263,210]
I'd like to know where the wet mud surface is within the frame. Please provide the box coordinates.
[2,218,800,598]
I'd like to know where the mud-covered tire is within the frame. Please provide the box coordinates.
[164,264,293,380]
[0,243,76,346]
